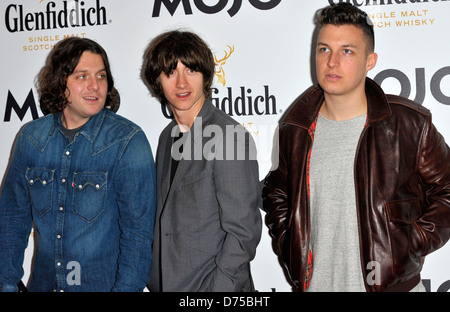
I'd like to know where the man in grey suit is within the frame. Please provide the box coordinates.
[143,30,262,292]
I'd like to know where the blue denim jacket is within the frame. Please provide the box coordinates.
[0,109,156,292]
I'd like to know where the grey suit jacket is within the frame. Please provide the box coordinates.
[149,99,262,292]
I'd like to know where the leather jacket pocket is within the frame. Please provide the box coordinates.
[72,172,107,223]
[385,198,423,278]
[25,167,55,217]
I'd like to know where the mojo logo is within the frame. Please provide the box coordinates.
[152,0,281,17]
[422,279,450,292]
[373,66,450,105]
[4,90,40,122]
[5,0,108,33]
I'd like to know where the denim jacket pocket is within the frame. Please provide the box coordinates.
[25,167,55,217]
[72,172,108,223]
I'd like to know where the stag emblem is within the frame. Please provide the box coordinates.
[214,45,235,87]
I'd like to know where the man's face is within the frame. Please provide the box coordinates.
[64,51,108,129]
[315,24,377,99]
[159,60,205,127]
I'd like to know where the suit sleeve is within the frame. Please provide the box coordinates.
[208,127,262,292]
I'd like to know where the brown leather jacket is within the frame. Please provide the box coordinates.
[263,78,450,292]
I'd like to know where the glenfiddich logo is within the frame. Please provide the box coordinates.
[214,45,235,87]
[337,0,444,30]
[159,45,279,119]
[5,0,109,33]
[211,45,278,117]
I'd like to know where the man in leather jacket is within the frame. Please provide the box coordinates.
[263,3,450,292]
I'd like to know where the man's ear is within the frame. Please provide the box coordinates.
[366,52,378,72]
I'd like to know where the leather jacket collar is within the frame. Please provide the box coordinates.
[283,78,392,129]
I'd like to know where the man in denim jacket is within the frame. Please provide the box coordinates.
[0,37,156,292]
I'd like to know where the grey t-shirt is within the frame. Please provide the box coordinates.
[308,113,367,292]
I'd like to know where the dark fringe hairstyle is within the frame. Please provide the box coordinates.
[142,30,215,104]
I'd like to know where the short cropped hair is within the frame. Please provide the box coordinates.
[316,3,375,53]
[142,30,215,104]
[38,37,120,115]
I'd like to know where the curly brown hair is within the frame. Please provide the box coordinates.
[37,37,120,115]
[142,30,215,105]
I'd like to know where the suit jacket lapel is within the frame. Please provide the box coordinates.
[164,99,215,204]
[160,146,171,206]
[158,120,176,208]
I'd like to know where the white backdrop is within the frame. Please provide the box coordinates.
[1,0,449,292]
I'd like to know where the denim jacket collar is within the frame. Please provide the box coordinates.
[53,108,106,143]
[26,108,111,155]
